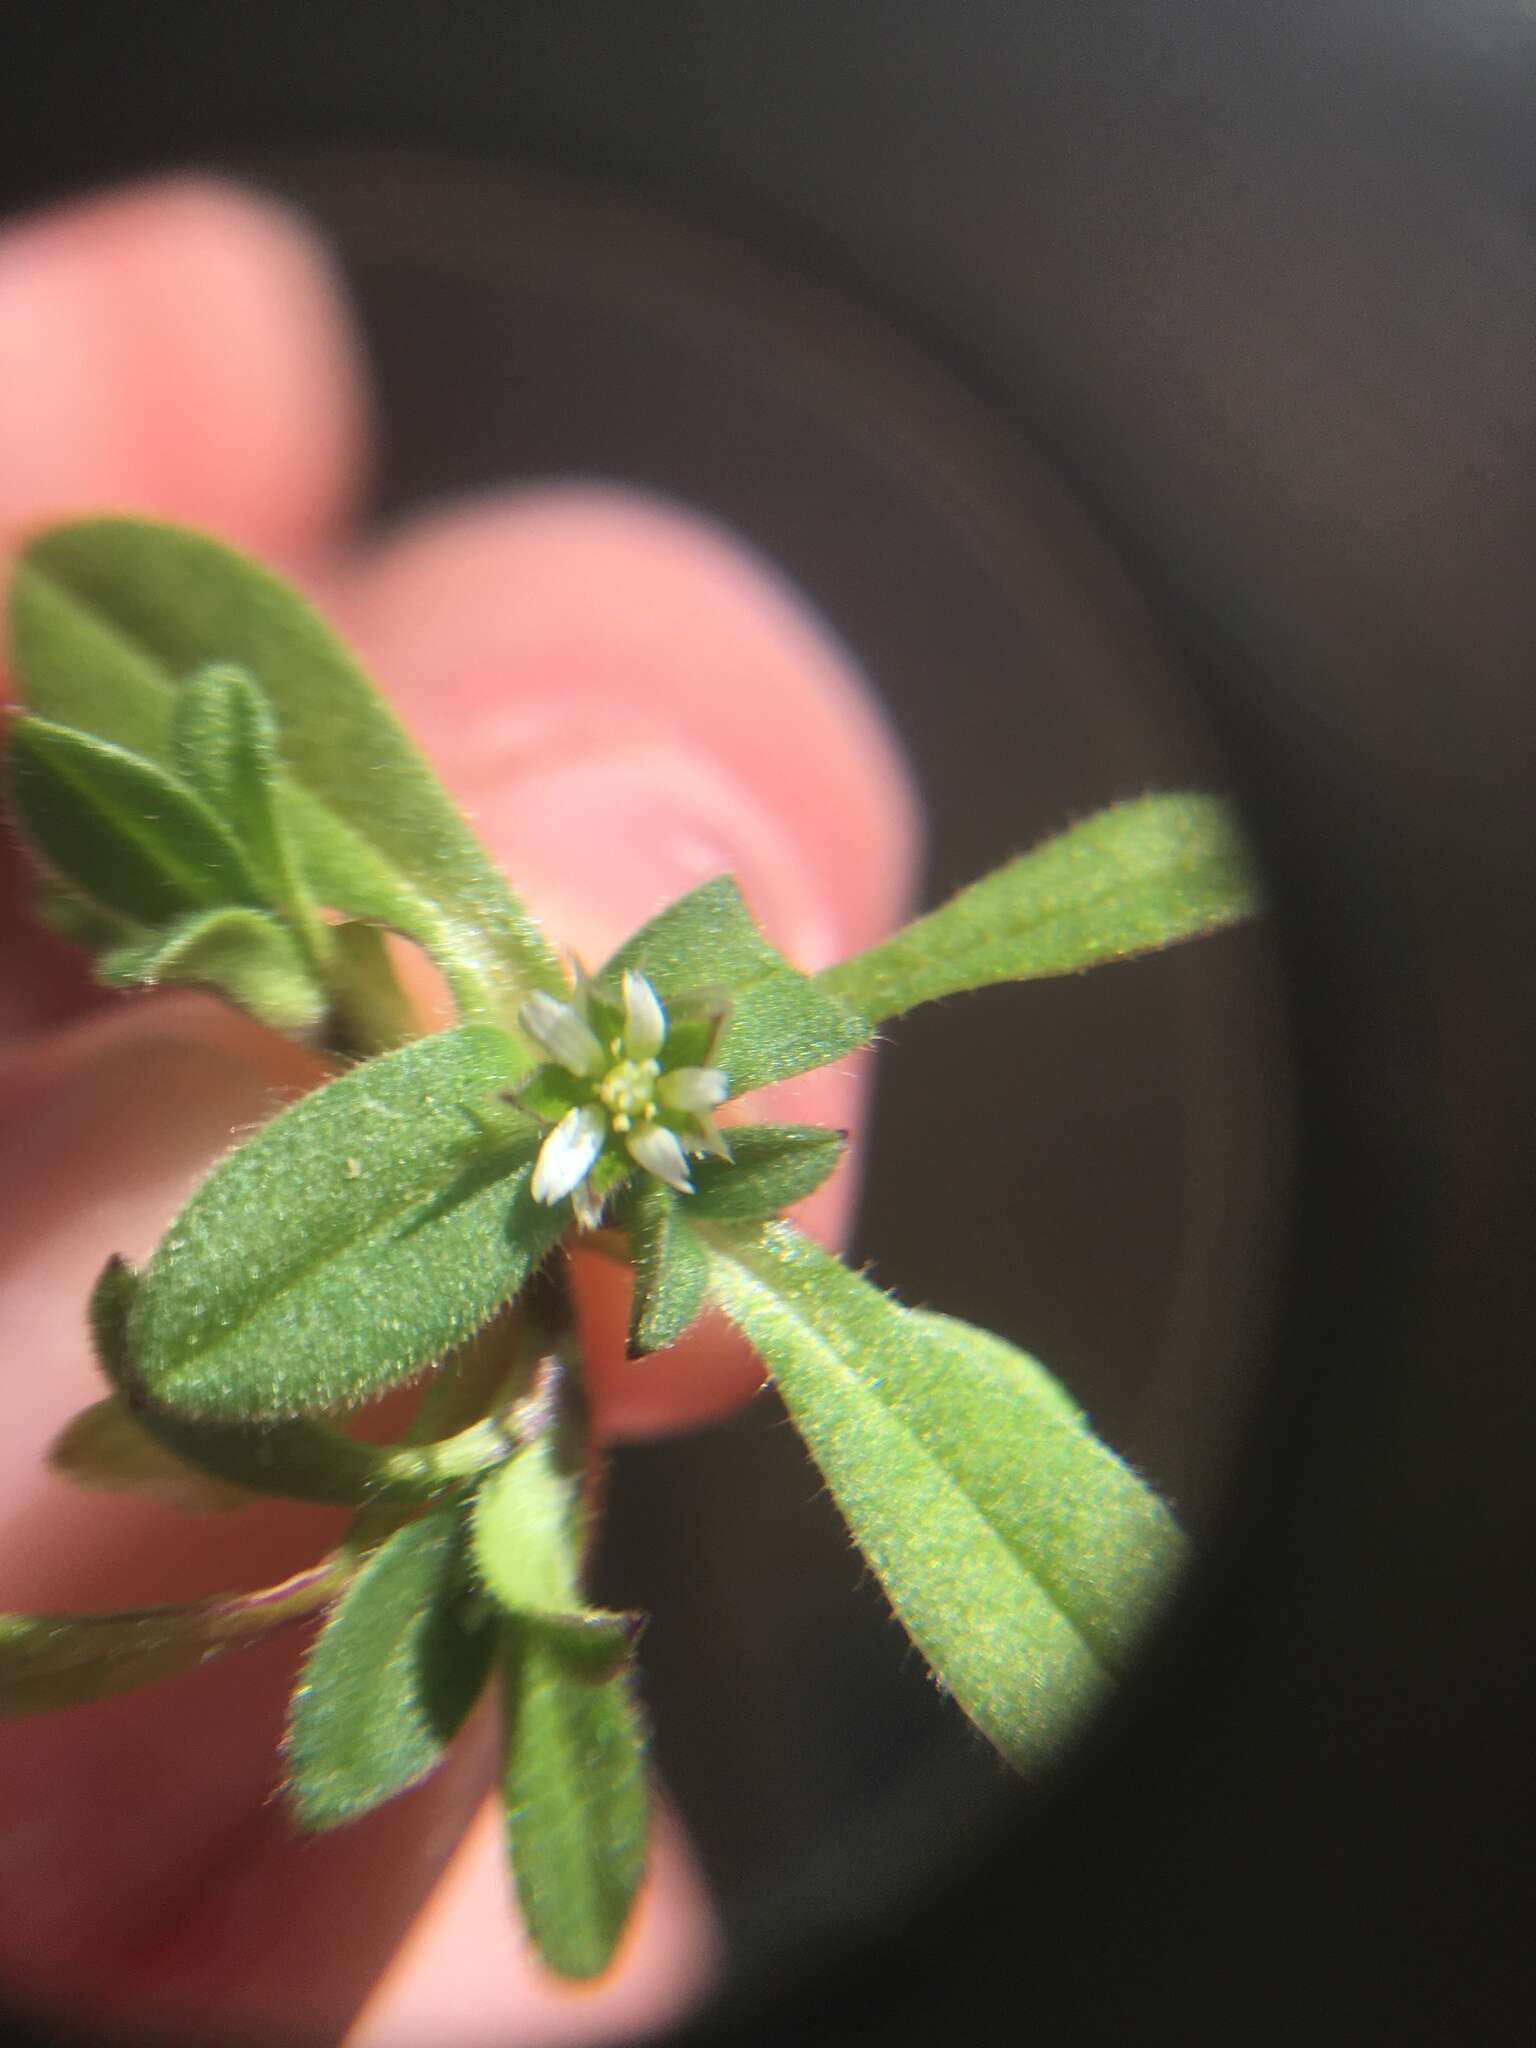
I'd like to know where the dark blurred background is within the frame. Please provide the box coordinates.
[3,5,1533,2042]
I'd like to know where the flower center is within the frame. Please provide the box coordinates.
[596,1055,661,1134]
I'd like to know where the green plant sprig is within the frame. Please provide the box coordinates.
[0,516,1260,1981]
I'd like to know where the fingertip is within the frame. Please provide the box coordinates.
[0,174,368,556]
[336,485,922,967]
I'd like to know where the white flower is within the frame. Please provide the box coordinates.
[517,970,731,1223]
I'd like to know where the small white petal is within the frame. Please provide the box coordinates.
[518,992,605,1077]
[621,971,667,1060]
[689,1113,733,1161]
[626,1121,694,1194]
[531,1105,607,1204]
[656,1064,728,1114]
[571,1177,605,1231]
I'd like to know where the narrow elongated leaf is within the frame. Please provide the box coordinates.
[703,1225,1183,1769]
[497,1618,650,1980]
[285,1509,492,1828]
[603,877,867,1095]
[818,794,1259,1025]
[171,663,329,961]
[129,1026,563,1420]
[10,517,564,1011]
[621,1181,709,1355]
[80,1259,517,1509]
[0,1560,340,1717]
[6,716,264,925]
[99,907,326,1035]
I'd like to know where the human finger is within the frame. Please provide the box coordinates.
[0,175,370,1045]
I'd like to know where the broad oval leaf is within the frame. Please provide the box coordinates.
[6,715,265,925]
[285,1508,492,1829]
[817,794,1259,1025]
[83,1259,516,1509]
[497,1617,650,1980]
[703,1224,1184,1770]
[129,1026,563,1420]
[10,517,564,1013]
[602,876,867,1096]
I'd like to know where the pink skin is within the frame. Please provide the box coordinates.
[0,181,920,2043]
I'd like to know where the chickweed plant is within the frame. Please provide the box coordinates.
[0,518,1257,1978]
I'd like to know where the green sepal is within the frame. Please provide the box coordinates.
[620,1180,709,1356]
[603,876,867,1096]
[507,1062,591,1126]
[9,516,565,1015]
[128,1025,563,1421]
[496,1616,650,1980]
[98,906,327,1036]
[0,1559,341,1717]
[284,1508,493,1830]
[5,715,265,926]
[817,794,1259,1026]
[78,1257,518,1509]
[702,1224,1184,1771]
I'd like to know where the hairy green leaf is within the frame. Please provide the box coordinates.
[818,794,1259,1025]
[604,876,867,1095]
[6,716,264,925]
[285,1509,492,1829]
[471,1358,639,1668]
[10,517,563,1012]
[99,907,326,1035]
[0,1561,340,1717]
[32,881,142,950]
[704,1225,1184,1769]
[621,1181,709,1355]
[130,1026,563,1420]
[497,1618,649,1980]
[170,663,330,963]
[687,1123,845,1222]
[83,1258,517,1508]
